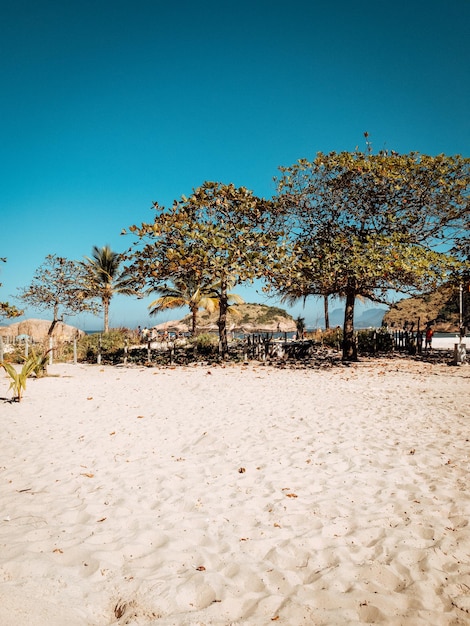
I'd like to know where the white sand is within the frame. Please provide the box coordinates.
[431,336,467,351]
[0,360,469,625]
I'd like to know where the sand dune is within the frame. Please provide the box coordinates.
[0,359,469,625]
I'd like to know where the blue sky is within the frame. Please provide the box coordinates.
[1,0,469,330]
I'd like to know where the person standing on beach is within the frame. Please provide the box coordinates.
[425,324,434,350]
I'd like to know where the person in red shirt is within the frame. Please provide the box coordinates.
[425,324,434,350]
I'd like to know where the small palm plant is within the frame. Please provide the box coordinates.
[1,348,51,402]
[28,347,52,378]
[1,359,37,402]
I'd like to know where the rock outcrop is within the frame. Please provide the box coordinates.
[0,318,85,342]
[181,303,297,333]
[383,284,468,332]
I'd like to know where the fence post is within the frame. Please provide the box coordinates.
[453,342,466,365]
[244,335,250,362]
[147,339,151,363]
[25,337,29,358]
[49,337,53,366]
[97,335,102,365]
[124,338,128,365]
[73,338,77,365]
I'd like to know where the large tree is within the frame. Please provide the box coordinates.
[82,245,138,333]
[274,149,470,360]
[451,227,470,332]
[17,254,94,335]
[126,182,285,356]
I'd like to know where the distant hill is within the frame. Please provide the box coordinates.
[383,284,468,331]
[182,303,296,333]
[356,308,389,328]
[162,290,467,334]
[327,284,468,332]
[329,307,388,329]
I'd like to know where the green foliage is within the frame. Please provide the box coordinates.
[256,306,290,324]
[147,274,242,335]
[319,327,343,349]
[28,346,51,377]
[357,329,394,353]
[274,148,470,360]
[1,258,23,319]
[127,182,287,355]
[316,327,394,353]
[0,302,23,319]
[383,282,469,330]
[82,246,140,333]
[0,350,48,402]
[436,291,470,327]
[189,332,219,356]
[77,329,135,363]
[17,254,95,334]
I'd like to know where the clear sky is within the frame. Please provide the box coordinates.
[1,0,469,330]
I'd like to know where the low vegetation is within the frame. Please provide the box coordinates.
[189,332,219,356]
[0,348,51,402]
[75,328,139,364]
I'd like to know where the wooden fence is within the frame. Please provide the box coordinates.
[0,335,79,365]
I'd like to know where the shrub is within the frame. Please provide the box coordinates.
[2,342,28,364]
[28,346,51,377]
[357,328,394,353]
[190,333,219,356]
[320,327,343,349]
[77,328,135,363]
[257,306,290,324]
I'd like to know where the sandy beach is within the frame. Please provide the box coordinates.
[431,336,467,351]
[1,358,469,625]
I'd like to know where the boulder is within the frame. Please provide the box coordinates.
[0,319,85,342]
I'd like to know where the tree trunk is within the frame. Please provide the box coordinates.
[191,304,198,336]
[324,295,330,329]
[217,277,229,357]
[103,297,109,333]
[47,319,59,336]
[48,304,60,336]
[342,288,357,361]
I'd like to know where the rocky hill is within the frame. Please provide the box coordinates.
[182,303,297,333]
[0,318,85,342]
[383,284,468,331]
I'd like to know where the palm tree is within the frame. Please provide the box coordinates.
[148,276,219,336]
[149,274,243,336]
[295,315,306,339]
[83,245,137,332]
